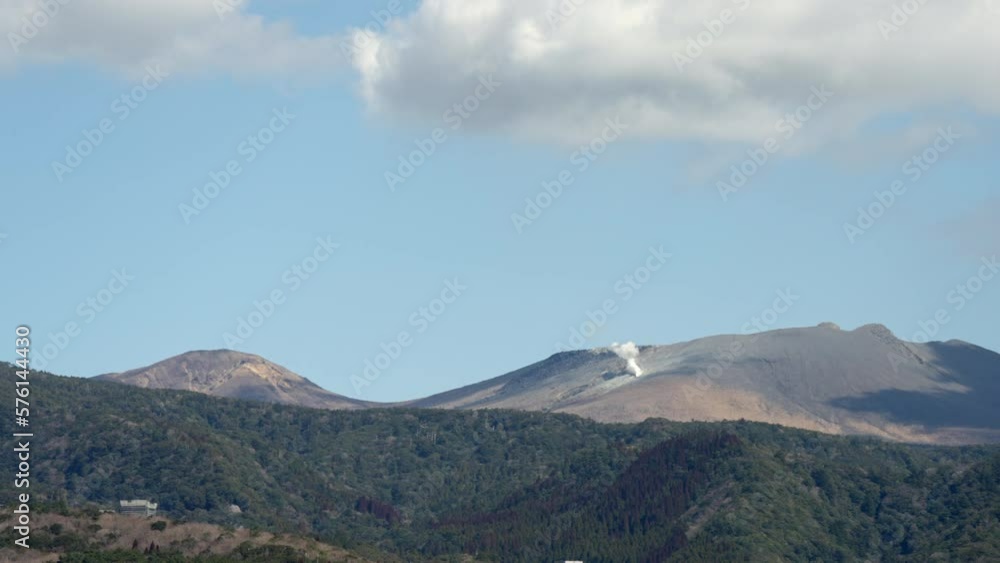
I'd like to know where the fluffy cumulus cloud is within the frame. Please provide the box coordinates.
[348,0,1000,145]
[2,0,344,77]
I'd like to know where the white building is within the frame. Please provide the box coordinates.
[118,499,158,517]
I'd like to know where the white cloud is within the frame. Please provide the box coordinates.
[349,0,1000,145]
[2,0,345,77]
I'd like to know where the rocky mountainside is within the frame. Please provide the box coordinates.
[96,349,369,410]
[412,323,1000,444]
[93,324,1000,444]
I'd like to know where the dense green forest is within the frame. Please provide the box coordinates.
[1,364,998,561]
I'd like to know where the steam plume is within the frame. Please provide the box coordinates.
[610,342,643,377]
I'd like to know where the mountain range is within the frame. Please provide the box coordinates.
[8,363,1000,562]
[95,323,1000,444]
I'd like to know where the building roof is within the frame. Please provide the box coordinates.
[119,500,158,509]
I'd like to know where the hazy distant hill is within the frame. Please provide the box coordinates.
[413,323,1000,444]
[96,349,370,411]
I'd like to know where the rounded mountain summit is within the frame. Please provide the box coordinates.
[96,350,370,410]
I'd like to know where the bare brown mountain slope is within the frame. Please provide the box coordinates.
[94,324,1000,444]
[96,350,369,410]
[412,323,1000,444]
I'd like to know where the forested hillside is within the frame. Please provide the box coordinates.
[2,364,998,561]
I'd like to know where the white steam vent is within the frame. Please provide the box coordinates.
[610,342,643,377]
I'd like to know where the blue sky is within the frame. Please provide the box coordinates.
[1,1,997,402]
